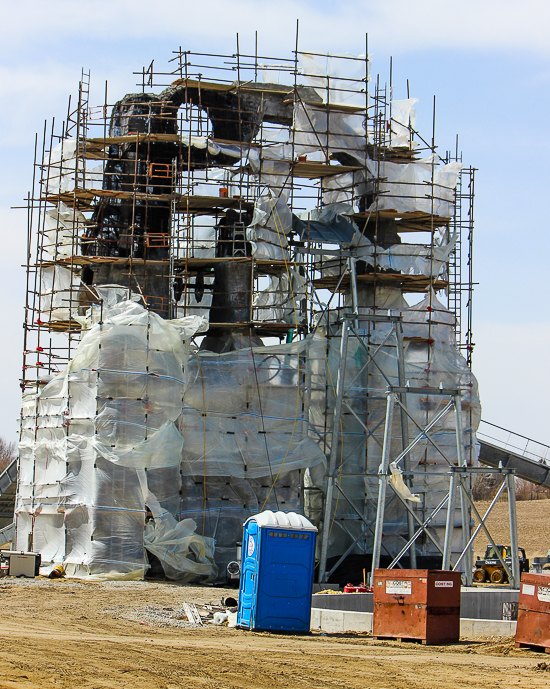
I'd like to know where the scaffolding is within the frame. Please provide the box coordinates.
[17,31,481,582]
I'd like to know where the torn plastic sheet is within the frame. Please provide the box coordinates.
[144,513,218,582]
[142,483,217,582]
[390,461,421,503]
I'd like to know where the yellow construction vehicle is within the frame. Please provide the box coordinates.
[473,544,529,584]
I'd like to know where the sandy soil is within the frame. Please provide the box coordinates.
[1,578,550,689]
[473,498,550,560]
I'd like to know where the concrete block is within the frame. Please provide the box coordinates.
[310,608,321,630]
[460,618,516,638]
[311,608,372,633]
[460,587,519,621]
[311,608,516,638]
[342,611,373,633]
[319,609,346,632]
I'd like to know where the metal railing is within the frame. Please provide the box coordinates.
[477,420,550,466]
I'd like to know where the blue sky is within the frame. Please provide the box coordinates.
[1,0,549,445]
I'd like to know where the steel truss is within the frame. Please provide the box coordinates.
[317,258,519,587]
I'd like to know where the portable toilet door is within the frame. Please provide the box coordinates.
[238,518,259,629]
[237,510,317,632]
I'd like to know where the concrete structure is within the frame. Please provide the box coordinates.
[311,586,520,637]
[310,608,517,637]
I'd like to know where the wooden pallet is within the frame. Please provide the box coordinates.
[515,641,550,653]
[373,635,429,645]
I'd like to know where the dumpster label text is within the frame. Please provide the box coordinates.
[435,581,453,588]
[386,580,412,595]
[522,584,535,596]
[537,586,550,602]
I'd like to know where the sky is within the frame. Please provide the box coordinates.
[1,0,549,447]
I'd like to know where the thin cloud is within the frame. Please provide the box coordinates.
[1,1,550,57]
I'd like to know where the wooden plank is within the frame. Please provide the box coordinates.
[353,210,451,233]
[302,100,366,114]
[291,161,361,179]
[313,273,448,293]
[171,78,295,97]
[175,195,254,213]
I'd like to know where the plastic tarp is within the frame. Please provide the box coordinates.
[298,52,368,107]
[294,103,366,162]
[246,193,293,260]
[46,138,104,195]
[295,203,358,244]
[367,156,463,217]
[390,99,418,149]
[17,297,323,580]
[44,202,86,258]
[40,265,77,321]
[352,230,456,278]
[321,156,462,217]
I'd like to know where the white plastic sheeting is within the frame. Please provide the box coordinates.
[367,156,463,217]
[390,99,418,149]
[43,202,86,258]
[18,287,479,576]
[17,297,323,580]
[39,265,77,321]
[46,138,104,195]
[294,103,366,162]
[252,270,304,323]
[321,156,462,217]
[180,343,325,479]
[17,300,205,579]
[298,52,368,107]
[354,231,456,278]
[246,193,293,260]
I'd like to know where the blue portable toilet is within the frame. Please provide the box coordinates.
[237,510,317,632]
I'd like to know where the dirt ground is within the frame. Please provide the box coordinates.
[1,578,550,689]
[473,498,550,560]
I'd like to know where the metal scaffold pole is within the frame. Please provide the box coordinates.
[318,319,350,584]
[371,390,396,577]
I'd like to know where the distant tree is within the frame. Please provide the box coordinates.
[0,438,17,473]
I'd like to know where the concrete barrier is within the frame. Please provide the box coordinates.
[312,587,520,621]
[310,608,517,638]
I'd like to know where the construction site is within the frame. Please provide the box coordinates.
[2,28,550,689]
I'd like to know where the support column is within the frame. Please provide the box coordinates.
[396,322,415,568]
[318,321,350,583]
[442,468,458,570]
[371,391,396,583]
[454,393,472,583]
[507,471,520,588]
